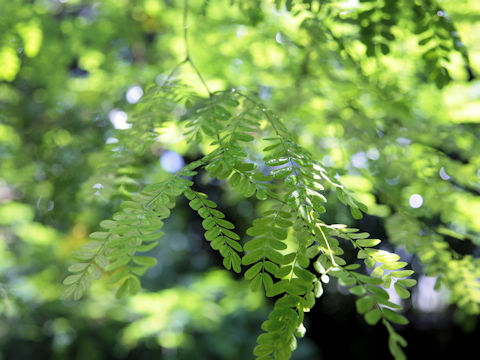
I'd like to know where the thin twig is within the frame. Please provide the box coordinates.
[161,0,212,97]
[184,0,212,96]
[164,58,188,84]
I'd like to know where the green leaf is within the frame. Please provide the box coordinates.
[295,323,306,338]
[115,279,129,299]
[382,261,408,270]
[383,308,408,325]
[266,157,290,166]
[263,142,282,152]
[356,296,374,314]
[230,252,242,273]
[225,237,242,252]
[233,132,254,142]
[202,216,216,230]
[365,308,382,325]
[203,199,217,208]
[73,286,85,301]
[127,276,141,294]
[198,207,210,218]
[265,248,284,264]
[356,239,381,247]
[100,220,117,229]
[398,279,417,287]
[371,266,384,278]
[314,280,324,297]
[88,264,102,280]
[211,237,225,250]
[89,232,109,240]
[394,283,411,299]
[210,209,225,218]
[245,262,263,280]
[391,270,414,278]
[313,260,326,274]
[253,344,273,357]
[365,249,400,263]
[250,273,263,292]
[350,206,363,219]
[271,227,287,240]
[246,224,269,237]
[345,264,361,270]
[95,255,109,269]
[183,189,195,200]
[68,263,89,273]
[276,218,293,228]
[263,261,279,276]
[383,274,392,289]
[271,166,294,179]
[105,257,130,271]
[354,273,383,285]
[349,285,365,296]
[221,228,240,240]
[242,249,263,265]
[189,198,202,210]
[389,339,407,360]
[61,285,76,300]
[205,227,221,240]
[82,240,104,252]
[339,275,357,287]
[137,241,159,252]
[365,285,389,301]
[364,257,376,268]
[244,237,266,252]
[216,218,235,229]
[255,188,268,200]
[63,274,82,285]
[350,232,370,240]
[228,172,241,188]
[293,267,315,282]
[132,256,157,267]
[376,298,402,310]
[262,273,274,296]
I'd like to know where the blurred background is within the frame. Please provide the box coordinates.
[1,0,480,359]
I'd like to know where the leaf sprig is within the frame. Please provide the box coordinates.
[63,171,194,300]
[64,84,415,360]
[185,189,243,273]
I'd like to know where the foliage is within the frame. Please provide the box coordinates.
[64,80,417,359]
[1,0,480,359]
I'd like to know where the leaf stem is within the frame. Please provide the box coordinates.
[317,225,338,267]
[183,0,212,96]
[161,0,212,97]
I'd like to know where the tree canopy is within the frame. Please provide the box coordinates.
[1,0,480,359]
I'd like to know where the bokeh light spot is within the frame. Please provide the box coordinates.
[409,194,423,208]
[109,109,131,130]
[126,86,143,104]
[160,151,184,173]
[439,167,450,180]
[351,151,367,168]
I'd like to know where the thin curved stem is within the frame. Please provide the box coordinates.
[164,58,188,84]
[183,0,212,96]
[183,0,189,58]
[161,0,212,97]
[187,57,212,96]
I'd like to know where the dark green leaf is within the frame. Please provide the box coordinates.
[365,308,382,325]
[383,308,408,325]
[356,296,374,314]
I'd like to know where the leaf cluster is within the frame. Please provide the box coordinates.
[64,83,418,359]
